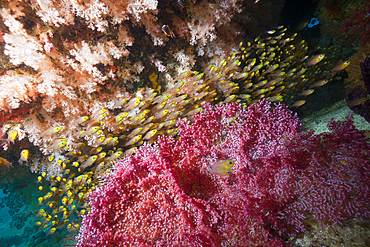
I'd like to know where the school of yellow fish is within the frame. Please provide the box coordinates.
[1,26,349,234]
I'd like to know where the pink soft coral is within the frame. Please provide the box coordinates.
[77,99,370,246]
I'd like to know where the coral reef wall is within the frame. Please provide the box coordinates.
[0,0,368,246]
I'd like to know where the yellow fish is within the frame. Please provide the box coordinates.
[91,109,106,120]
[155,109,169,119]
[73,116,89,124]
[268,95,283,102]
[49,140,67,150]
[80,155,97,170]
[124,147,137,156]
[38,197,44,205]
[47,227,56,235]
[36,208,45,217]
[127,127,143,139]
[18,149,29,165]
[113,98,128,108]
[124,97,141,111]
[300,89,314,96]
[107,150,123,162]
[329,61,350,72]
[42,126,63,136]
[0,157,11,167]
[291,100,306,107]
[115,112,129,123]
[143,129,158,140]
[90,147,103,155]
[96,152,107,161]
[92,113,107,122]
[164,119,176,127]
[57,219,70,229]
[153,94,171,105]
[306,54,325,66]
[7,129,18,144]
[347,97,369,107]
[125,135,142,146]
[224,95,237,103]
[80,126,100,136]
[208,160,234,176]
[310,79,328,88]
[107,137,119,146]
[262,64,279,75]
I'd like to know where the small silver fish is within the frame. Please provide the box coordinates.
[42,126,63,136]
[291,100,306,107]
[80,155,97,170]
[329,61,350,72]
[306,54,325,66]
[310,79,328,88]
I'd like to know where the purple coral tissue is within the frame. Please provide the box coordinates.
[77,99,370,247]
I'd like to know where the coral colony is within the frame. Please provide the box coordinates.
[76,100,370,246]
[0,0,368,246]
[338,2,370,47]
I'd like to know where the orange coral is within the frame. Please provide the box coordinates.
[0,105,32,123]
[345,43,370,89]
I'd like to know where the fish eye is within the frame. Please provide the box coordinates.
[227,170,231,174]
[229,161,232,164]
